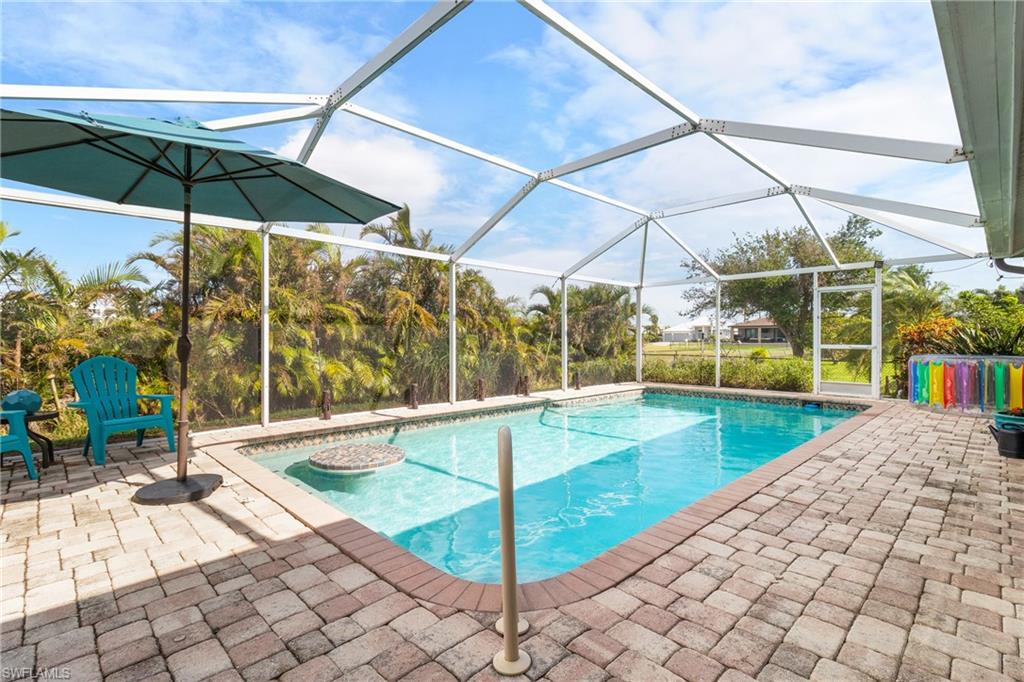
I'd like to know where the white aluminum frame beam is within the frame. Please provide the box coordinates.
[340,102,648,216]
[650,219,719,279]
[448,263,458,403]
[700,119,970,164]
[652,186,787,219]
[793,185,982,227]
[1,187,262,231]
[714,282,722,387]
[517,0,700,125]
[260,233,271,426]
[518,0,839,266]
[812,275,821,394]
[571,274,638,288]
[460,255,635,287]
[3,187,981,290]
[564,217,648,278]
[635,224,649,383]
[560,276,569,391]
[634,285,643,383]
[458,257,559,279]
[296,0,470,162]
[205,105,322,131]
[821,199,982,257]
[540,122,695,180]
[0,187,457,261]
[342,103,534,176]
[452,178,540,261]
[638,222,650,286]
[644,252,982,288]
[270,225,450,261]
[0,84,326,105]
[646,274,718,288]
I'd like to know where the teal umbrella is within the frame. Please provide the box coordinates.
[1,107,400,503]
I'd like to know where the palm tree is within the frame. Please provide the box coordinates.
[883,265,950,325]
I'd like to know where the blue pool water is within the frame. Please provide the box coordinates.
[255,394,856,582]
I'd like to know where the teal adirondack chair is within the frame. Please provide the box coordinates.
[0,410,38,480]
[69,356,175,465]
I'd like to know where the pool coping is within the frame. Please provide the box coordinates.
[201,384,891,612]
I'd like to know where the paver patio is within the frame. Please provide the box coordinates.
[2,396,1022,681]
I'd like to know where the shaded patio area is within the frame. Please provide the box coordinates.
[2,396,1021,681]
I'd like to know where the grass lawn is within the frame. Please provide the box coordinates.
[645,342,794,358]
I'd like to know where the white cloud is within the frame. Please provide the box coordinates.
[279,119,448,216]
[482,0,983,297]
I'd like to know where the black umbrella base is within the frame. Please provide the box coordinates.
[133,474,223,505]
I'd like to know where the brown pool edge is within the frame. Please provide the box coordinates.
[202,385,893,612]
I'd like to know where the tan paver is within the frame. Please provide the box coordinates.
[3,394,1023,680]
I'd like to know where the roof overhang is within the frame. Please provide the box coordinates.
[933,0,1024,258]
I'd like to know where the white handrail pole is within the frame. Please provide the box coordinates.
[493,426,530,676]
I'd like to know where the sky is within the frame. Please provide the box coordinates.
[1,0,1015,326]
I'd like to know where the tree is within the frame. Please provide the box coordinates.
[949,286,1024,337]
[883,265,950,326]
[681,217,882,357]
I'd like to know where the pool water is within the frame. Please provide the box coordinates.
[255,393,856,582]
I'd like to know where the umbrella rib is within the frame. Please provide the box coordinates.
[241,153,362,223]
[198,173,278,183]
[212,156,267,222]
[71,123,185,180]
[0,131,131,159]
[193,159,285,184]
[82,140,180,182]
[145,137,184,177]
[118,140,177,204]
[189,150,222,180]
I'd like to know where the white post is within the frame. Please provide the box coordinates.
[635,286,643,383]
[449,263,457,404]
[715,282,722,388]
[260,231,270,426]
[872,265,882,398]
[560,276,569,391]
[812,274,821,394]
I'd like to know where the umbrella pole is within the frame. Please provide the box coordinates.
[133,148,221,505]
[176,183,192,481]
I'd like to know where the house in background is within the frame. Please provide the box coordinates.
[731,317,787,343]
[660,319,727,343]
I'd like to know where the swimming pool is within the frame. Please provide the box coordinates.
[254,393,857,582]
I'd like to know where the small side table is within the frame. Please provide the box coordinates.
[24,411,58,468]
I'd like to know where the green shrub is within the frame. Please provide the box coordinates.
[573,355,634,385]
[643,358,716,386]
[749,347,769,363]
[643,357,811,392]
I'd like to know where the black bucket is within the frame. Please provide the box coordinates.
[989,425,1024,459]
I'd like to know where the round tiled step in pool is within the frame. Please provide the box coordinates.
[308,443,405,475]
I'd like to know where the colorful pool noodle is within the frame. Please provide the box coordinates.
[930,362,944,406]
[994,362,1007,410]
[907,355,1023,412]
[957,362,969,410]
[943,362,955,407]
[1012,363,1023,410]
[978,361,985,411]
